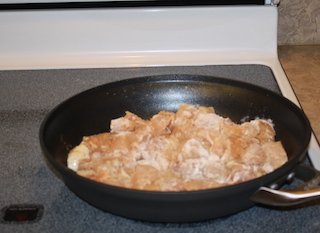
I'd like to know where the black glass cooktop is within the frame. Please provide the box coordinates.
[1,65,317,233]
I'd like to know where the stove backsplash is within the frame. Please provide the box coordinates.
[278,0,320,45]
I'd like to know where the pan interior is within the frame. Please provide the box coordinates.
[41,75,310,169]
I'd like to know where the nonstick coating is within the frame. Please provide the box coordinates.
[40,74,311,222]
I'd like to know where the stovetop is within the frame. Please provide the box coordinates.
[1,65,319,232]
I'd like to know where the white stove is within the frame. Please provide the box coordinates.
[1,2,320,231]
[0,1,319,168]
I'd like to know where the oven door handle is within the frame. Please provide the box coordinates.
[251,164,320,206]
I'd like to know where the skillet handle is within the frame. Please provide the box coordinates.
[251,164,320,207]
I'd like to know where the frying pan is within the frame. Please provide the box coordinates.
[40,74,318,222]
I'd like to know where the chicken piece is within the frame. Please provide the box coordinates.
[152,170,183,191]
[67,143,90,171]
[203,160,228,183]
[131,164,161,190]
[183,179,221,191]
[194,111,223,131]
[110,111,147,133]
[261,141,287,172]
[179,138,211,161]
[226,165,259,184]
[150,111,175,136]
[240,143,265,166]
[248,119,275,142]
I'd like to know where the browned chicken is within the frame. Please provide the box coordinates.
[67,104,287,191]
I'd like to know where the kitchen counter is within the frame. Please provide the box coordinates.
[279,45,320,143]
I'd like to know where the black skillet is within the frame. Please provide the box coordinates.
[40,74,318,222]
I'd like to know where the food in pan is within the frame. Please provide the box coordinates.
[67,104,288,191]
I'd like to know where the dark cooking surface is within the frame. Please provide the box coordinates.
[1,65,319,232]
